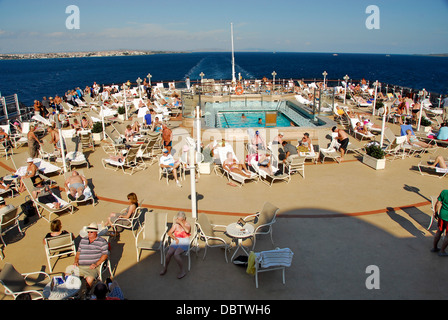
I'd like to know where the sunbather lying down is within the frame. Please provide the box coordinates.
[406,129,436,148]
[32,177,61,209]
[430,155,447,169]
[223,152,252,178]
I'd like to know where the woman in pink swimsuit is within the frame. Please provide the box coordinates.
[160,211,191,279]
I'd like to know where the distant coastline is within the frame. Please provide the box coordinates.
[414,53,448,57]
[0,50,189,60]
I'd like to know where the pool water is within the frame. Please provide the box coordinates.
[218,111,293,128]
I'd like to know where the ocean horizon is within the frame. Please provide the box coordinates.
[1,51,447,106]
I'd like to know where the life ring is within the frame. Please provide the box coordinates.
[235,84,244,95]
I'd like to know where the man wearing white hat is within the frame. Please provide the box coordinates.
[73,222,109,290]
[159,148,182,187]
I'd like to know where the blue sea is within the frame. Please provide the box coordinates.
[0,52,447,106]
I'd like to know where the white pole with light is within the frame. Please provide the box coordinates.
[196,105,201,153]
[322,71,328,90]
[417,89,426,132]
[372,80,379,116]
[231,23,236,84]
[343,75,349,105]
[55,110,67,173]
[185,136,197,219]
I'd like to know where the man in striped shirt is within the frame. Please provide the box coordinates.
[74,222,109,289]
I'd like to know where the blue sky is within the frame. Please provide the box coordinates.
[0,0,447,54]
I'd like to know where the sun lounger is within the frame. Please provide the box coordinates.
[417,160,448,179]
[249,157,289,187]
[102,144,146,175]
[22,178,74,222]
[215,145,258,187]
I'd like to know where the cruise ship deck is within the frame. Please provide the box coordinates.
[0,97,446,301]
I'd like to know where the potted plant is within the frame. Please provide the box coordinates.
[117,106,126,120]
[420,117,432,132]
[91,122,104,142]
[362,142,386,170]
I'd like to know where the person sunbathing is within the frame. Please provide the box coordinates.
[430,155,447,169]
[65,171,88,201]
[355,122,369,135]
[257,152,274,176]
[405,129,436,148]
[32,177,61,209]
[223,152,252,178]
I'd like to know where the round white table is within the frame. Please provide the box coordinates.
[226,222,255,261]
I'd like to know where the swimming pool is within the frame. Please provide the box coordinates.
[218,111,293,128]
[204,100,323,128]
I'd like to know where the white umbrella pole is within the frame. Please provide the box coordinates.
[186,137,197,219]
[372,81,378,116]
[417,100,423,132]
[380,111,386,148]
[196,106,201,152]
[56,111,67,173]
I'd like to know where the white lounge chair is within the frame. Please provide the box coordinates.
[196,213,231,263]
[253,247,294,288]
[22,178,74,223]
[63,169,95,206]
[249,156,290,187]
[102,144,146,175]
[44,233,77,273]
[215,145,259,187]
[0,206,22,247]
[0,263,51,300]
[135,211,168,263]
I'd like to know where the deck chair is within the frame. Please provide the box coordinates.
[39,142,57,162]
[135,211,168,263]
[401,125,437,157]
[0,125,14,160]
[158,155,183,184]
[137,135,161,165]
[0,207,22,247]
[384,136,406,161]
[346,113,375,141]
[22,178,74,223]
[319,136,341,164]
[64,136,90,170]
[196,213,231,263]
[252,248,294,289]
[243,202,279,250]
[102,144,146,175]
[0,263,51,300]
[12,121,30,148]
[216,146,259,187]
[102,126,126,154]
[111,200,145,239]
[417,161,448,179]
[249,156,289,187]
[63,169,95,206]
[286,156,305,179]
[44,233,77,273]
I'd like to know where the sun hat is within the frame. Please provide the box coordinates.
[26,157,34,162]
[162,148,169,153]
[86,222,99,233]
[34,176,43,185]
